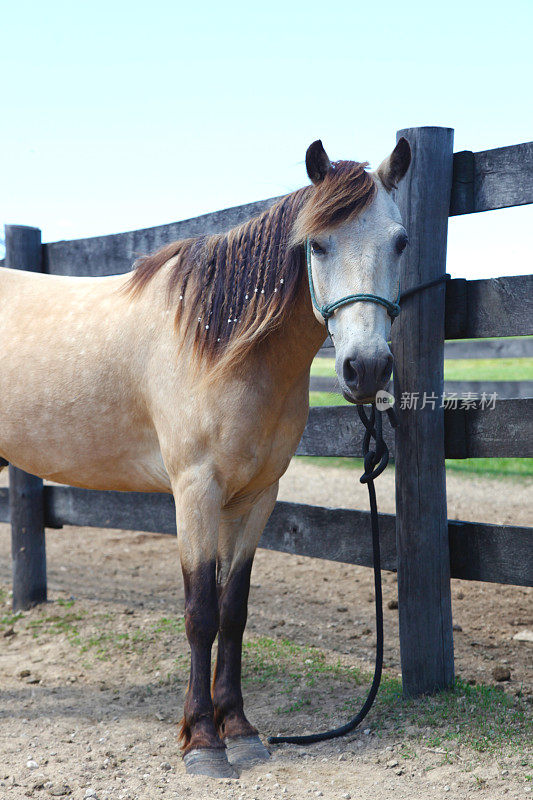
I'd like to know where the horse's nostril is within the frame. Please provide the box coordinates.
[380,354,393,385]
[343,357,364,389]
[342,352,392,396]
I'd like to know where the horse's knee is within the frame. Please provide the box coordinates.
[218,557,253,634]
[184,606,219,646]
[182,560,219,645]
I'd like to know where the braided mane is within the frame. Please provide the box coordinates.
[126,160,376,370]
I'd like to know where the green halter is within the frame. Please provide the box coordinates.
[306,237,401,326]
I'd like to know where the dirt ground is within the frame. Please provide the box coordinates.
[0,461,531,800]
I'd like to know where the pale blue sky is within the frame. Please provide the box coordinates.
[1,0,531,279]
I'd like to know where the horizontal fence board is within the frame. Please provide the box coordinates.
[296,406,396,458]
[443,337,533,359]
[450,142,533,215]
[2,143,529,280]
[446,275,533,339]
[317,337,533,360]
[459,397,533,458]
[44,486,177,534]
[42,198,280,277]
[309,376,341,393]
[310,376,533,400]
[261,501,397,570]
[448,520,532,586]
[12,488,529,587]
[298,400,532,459]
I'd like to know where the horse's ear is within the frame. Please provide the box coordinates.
[376,137,411,191]
[306,140,332,184]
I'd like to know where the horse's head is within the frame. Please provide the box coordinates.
[302,138,411,404]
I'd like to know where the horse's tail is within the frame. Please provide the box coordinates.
[0,457,8,471]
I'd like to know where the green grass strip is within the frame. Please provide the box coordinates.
[311,357,533,381]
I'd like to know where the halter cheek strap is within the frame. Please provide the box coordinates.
[305,237,401,326]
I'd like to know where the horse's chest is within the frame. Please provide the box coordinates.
[221,393,309,502]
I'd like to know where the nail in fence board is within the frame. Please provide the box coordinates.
[391,127,455,696]
[4,225,47,610]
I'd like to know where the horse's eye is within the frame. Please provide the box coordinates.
[310,240,325,256]
[396,233,409,254]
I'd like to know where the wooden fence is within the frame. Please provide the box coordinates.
[2,127,532,698]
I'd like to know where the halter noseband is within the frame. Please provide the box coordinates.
[305,237,401,327]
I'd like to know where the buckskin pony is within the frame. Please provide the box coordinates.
[0,139,411,777]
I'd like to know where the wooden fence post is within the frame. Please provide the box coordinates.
[391,127,455,696]
[4,225,47,610]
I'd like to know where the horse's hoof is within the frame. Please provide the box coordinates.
[183,748,238,778]
[224,735,271,768]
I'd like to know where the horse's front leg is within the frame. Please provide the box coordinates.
[212,485,278,768]
[173,474,237,779]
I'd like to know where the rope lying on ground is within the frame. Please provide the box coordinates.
[268,405,396,745]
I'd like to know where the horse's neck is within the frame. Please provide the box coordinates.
[261,276,327,392]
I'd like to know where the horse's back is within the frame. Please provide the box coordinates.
[0,267,170,492]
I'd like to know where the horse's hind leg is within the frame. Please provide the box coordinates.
[212,485,278,768]
[173,474,237,779]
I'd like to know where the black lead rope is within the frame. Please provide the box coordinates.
[400,273,450,302]
[268,272,448,747]
[268,405,397,746]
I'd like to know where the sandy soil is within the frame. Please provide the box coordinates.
[0,462,531,800]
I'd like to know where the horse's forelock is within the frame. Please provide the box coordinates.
[290,160,376,245]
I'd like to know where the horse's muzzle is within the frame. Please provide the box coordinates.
[339,349,393,404]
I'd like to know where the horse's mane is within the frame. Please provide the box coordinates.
[126,160,376,371]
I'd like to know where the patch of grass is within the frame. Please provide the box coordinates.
[72,615,185,661]
[310,357,533,382]
[446,457,533,477]
[295,455,365,471]
[277,697,314,715]
[56,597,75,608]
[242,635,531,757]
[310,358,337,378]
[75,627,153,660]
[28,611,86,638]
[0,611,24,630]
[152,616,185,634]
[243,636,364,691]
[296,454,533,479]
[309,391,350,407]
[445,358,533,381]
[376,676,531,755]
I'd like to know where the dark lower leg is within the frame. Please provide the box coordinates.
[179,561,223,753]
[212,557,257,739]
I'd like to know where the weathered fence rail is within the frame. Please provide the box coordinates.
[317,335,533,359]
[0,488,529,587]
[2,128,532,699]
[310,377,533,400]
[449,142,533,215]
[295,400,533,459]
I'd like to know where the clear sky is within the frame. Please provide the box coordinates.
[1,0,531,279]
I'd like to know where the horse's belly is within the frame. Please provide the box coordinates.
[43,452,172,493]
[0,420,171,493]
